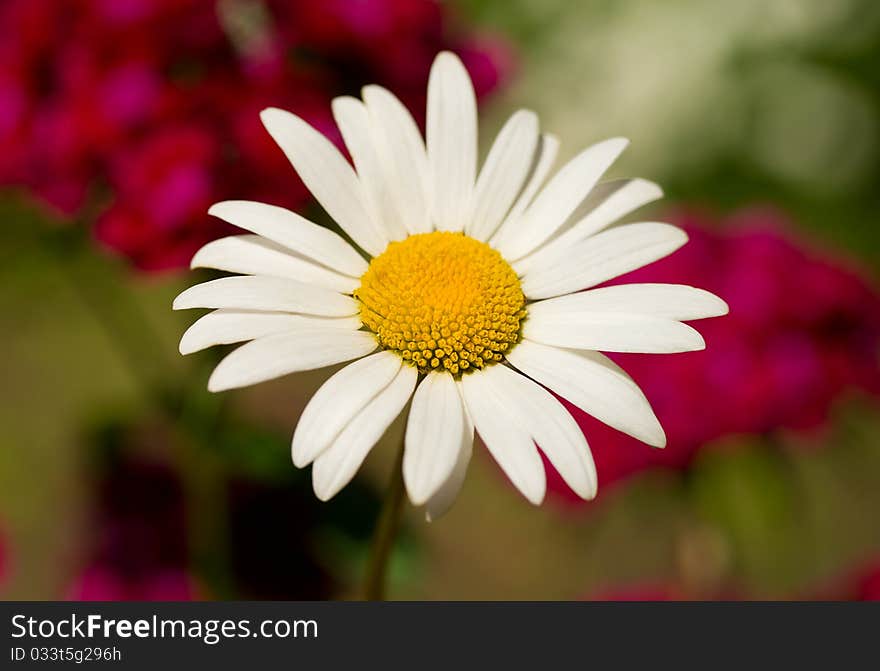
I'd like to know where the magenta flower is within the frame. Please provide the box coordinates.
[68,455,194,602]
[1,0,511,271]
[95,125,225,270]
[854,562,880,601]
[266,0,515,109]
[68,565,198,601]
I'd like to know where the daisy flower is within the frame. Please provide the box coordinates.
[174,51,728,520]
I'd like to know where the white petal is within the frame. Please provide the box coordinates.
[208,200,367,277]
[459,368,546,505]
[496,137,629,260]
[523,313,706,353]
[191,235,358,293]
[521,222,688,300]
[179,309,361,355]
[514,178,663,275]
[562,178,664,239]
[466,110,540,241]
[403,371,467,505]
[311,364,417,501]
[260,107,388,256]
[487,365,596,500]
[332,96,407,241]
[172,276,359,316]
[207,328,377,393]
[506,340,665,447]
[492,133,560,246]
[424,385,474,521]
[427,51,477,232]
[527,284,729,322]
[362,85,432,235]
[291,352,401,468]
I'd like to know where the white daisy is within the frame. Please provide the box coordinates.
[174,51,728,520]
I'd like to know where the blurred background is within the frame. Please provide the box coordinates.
[1,0,879,600]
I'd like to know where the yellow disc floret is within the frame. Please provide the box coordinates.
[355,231,526,375]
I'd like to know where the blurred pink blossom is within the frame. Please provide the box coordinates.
[68,455,194,601]
[854,562,880,601]
[69,565,198,601]
[267,0,514,110]
[95,125,225,271]
[1,0,511,271]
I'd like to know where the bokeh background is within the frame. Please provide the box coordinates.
[1,0,879,600]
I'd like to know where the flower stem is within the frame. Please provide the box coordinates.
[362,436,407,600]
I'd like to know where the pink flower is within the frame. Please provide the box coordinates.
[69,565,198,601]
[195,67,337,211]
[95,125,226,270]
[69,454,194,601]
[269,0,512,112]
[548,208,880,503]
[855,563,880,601]
[455,35,517,102]
[2,0,512,270]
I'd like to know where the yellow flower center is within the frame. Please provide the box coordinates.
[355,231,526,375]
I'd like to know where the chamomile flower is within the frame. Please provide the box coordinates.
[174,51,728,519]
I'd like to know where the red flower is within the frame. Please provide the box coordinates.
[269,0,513,109]
[69,565,198,601]
[2,0,512,270]
[95,125,226,271]
[855,562,880,601]
[194,66,337,211]
[68,454,194,601]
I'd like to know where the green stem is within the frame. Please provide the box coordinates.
[169,380,235,598]
[362,436,407,600]
[176,422,235,598]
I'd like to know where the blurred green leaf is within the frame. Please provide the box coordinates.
[689,438,808,593]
